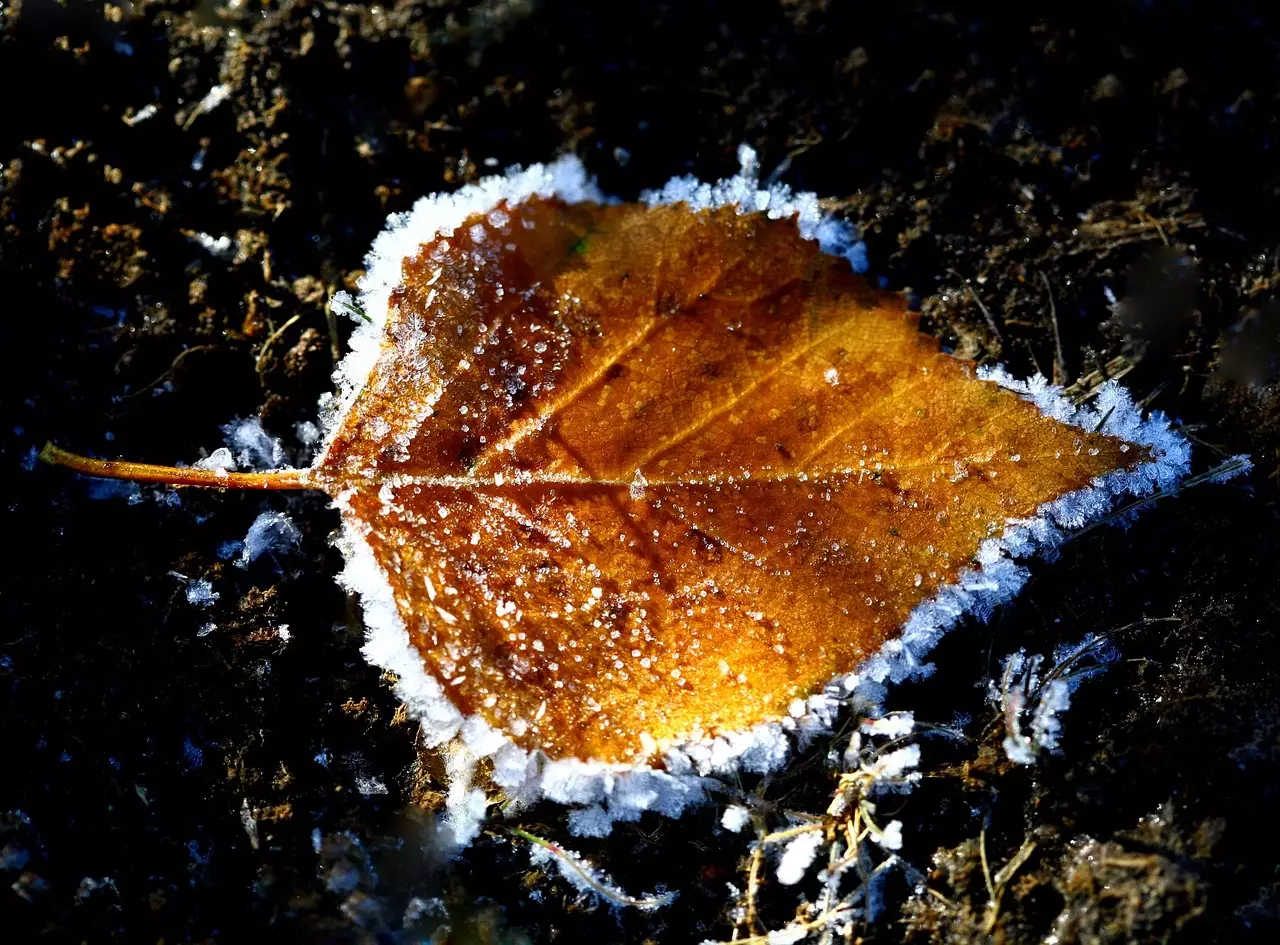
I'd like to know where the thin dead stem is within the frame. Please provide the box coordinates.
[1071,454,1251,541]
[982,832,1038,933]
[1039,271,1067,386]
[255,312,303,371]
[509,826,674,912]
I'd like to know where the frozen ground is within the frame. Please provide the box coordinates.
[3,2,1278,942]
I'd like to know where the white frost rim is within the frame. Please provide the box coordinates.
[323,147,1208,842]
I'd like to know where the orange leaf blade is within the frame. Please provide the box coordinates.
[319,180,1166,768]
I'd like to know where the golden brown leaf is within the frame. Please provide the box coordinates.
[313,196,1145,764]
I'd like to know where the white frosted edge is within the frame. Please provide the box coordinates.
[324,146,1228,843]
[642,143,870,275]
[316,154,605,460]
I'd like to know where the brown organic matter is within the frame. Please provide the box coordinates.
[47,197,1146,764]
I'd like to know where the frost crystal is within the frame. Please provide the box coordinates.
[185,579,219,608]
[776,830,824,885]
[194,447,236,473]
[240,799,259,850]
[721,804,751,833]
[864,745,922,786]
[629,468,648,500]
[222,417,288,470]
[764,926,810,945]
[859,712,915,739]
[440,743,489,848]
[1204,453,1253,484]
[526,834,677,911]
[872,819,904,851]
[191,232,234,259]
[354,775,389,797]
[991,634,1119,764]
[236,511,301,567]
[195,83,231,114]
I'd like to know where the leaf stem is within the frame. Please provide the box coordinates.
[40,442,315,491]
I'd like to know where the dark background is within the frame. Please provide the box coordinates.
[2,1,1278,941]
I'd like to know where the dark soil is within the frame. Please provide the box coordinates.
[3,1,1279,942]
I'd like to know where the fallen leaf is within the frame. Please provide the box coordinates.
[44,156,1196,780]
[313,195,1145,764]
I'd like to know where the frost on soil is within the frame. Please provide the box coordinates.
[991,634,1120,765]
[707,710,923,939]
[521,829,677,912]
[184,579,219,608]
[236,511,301,568]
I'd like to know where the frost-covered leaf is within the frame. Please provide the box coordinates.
[44,158,1202,781]
[312,195,1148,764]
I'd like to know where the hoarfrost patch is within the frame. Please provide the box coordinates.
[194,447,236,474]
[222,417,288,470]
[776,830,824,886]
[991,633,1120,764]
[184,579,219,607]
[525,834,677,911]
[721,805,751,833]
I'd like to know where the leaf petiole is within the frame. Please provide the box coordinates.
[39,442,315,491]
